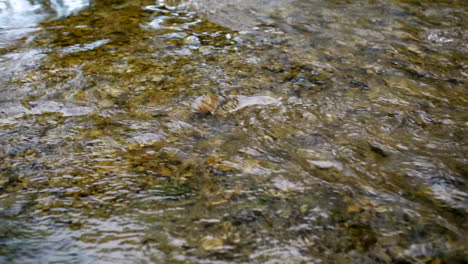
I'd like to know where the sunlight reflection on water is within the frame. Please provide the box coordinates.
[0,0,89,29]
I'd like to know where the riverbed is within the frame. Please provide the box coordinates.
[0,0,466,263]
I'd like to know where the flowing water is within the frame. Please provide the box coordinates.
[0,0,467,263]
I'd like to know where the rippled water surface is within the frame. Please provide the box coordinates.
[0,0,467,263]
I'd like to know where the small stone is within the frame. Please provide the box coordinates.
[151,75,165,83]
[105,86,123,97]
[197,93,218,114]
[233,209,261,225]
[201,236,223,250]
[183,36,201,45]
[169,238,187,247]
[347,203,363,213]
[309,160,336,169]
[215,164,232,171]
[388,246,403,258]
[375,247,392,263]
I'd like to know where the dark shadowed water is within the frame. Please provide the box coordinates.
[0,0,467,263]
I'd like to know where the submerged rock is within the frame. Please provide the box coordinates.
[194,92,219,114]
[201,236,223,251]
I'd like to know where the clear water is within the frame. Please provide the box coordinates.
[0,0,466,263]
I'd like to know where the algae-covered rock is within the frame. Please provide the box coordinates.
[201,236,223,251]
[195,93,219,114]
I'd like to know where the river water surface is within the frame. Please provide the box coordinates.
[0,0,467,263]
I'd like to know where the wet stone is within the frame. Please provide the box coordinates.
[201,236,224,251]
[183,36,201,45]
[231,209,263,225]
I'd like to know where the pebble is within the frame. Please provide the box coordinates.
[184,36,201,45]
[201,236,223,250]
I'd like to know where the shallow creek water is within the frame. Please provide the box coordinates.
[0,0,467,263]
